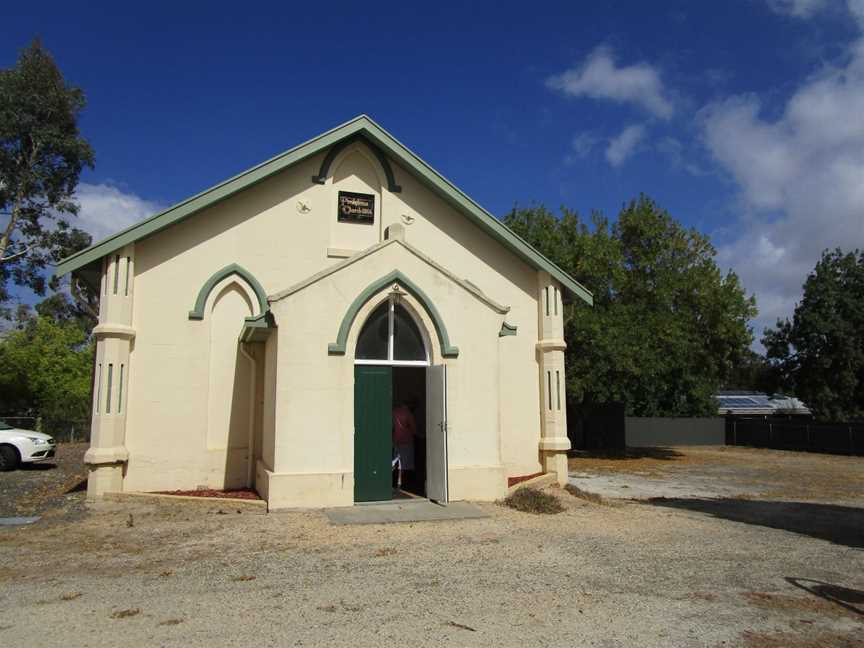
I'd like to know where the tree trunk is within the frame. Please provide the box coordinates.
[0,193,23,263]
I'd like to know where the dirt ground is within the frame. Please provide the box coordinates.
[569,445,864,503]
[0,445,861,647]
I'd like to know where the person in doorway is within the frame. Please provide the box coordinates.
[392,400,416,489]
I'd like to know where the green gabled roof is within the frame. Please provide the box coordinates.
[56,115,592,305]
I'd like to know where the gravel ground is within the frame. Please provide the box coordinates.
[1,488,862,646]
[0,442,88,519]
[0,445,861,647]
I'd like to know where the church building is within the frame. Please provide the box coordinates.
[56,116,592,509]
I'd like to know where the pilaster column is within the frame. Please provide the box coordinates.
[84,244,135,498]
[536,271,570,485]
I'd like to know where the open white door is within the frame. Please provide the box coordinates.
[426,364,449,504]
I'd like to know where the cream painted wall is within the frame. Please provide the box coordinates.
[119,141,545,497]
[381,160,543,477]
[267,242,507,507]
[125,274,259,491]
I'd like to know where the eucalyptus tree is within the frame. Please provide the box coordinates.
[0,39,94,312]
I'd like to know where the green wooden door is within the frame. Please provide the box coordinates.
[354,365,393,502]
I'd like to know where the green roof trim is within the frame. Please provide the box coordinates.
[189,263,268,320]
[328,270,459,358]
[55,115,592,306]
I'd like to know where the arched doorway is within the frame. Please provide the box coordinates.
[353,294,448,503]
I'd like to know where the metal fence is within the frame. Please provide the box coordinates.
[0,416,91,443]
[726,416,864,455]
[568,405,726,450]
[626,417,725,447]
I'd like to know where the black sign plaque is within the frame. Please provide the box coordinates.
[337,191,375,224]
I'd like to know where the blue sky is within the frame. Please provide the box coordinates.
[3,0,863,343]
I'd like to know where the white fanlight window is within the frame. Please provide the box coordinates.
[355,296,430,366]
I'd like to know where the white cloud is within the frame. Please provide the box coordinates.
[605,124,647,167]
[703,1,864,342]
[656,137,706,175]
[766,0,828,17]
[851,0,864,23]
[546,46,674,119]
[571,132,598,157]
[564,132,599,165]
[73,183,162,242]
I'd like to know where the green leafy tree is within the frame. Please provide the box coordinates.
[762,249,864,421]
[0,313,93,422]
[505,195,756,416]
[0,39,95,308]
[721,349,781,394]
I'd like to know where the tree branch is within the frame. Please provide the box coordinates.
[71,278,99,320]
[0,141,41,262]
[0,245,33,264]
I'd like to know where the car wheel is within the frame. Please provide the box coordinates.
[0,445,20,471]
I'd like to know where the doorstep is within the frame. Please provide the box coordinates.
[325,500,489,525]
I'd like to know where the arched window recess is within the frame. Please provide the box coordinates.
[188,263,268,321]
[355,294,430,367]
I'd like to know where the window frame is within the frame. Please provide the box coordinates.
[354,297,431,367]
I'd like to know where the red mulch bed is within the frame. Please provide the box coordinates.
[507,471,545,488]
[152,488,262,501]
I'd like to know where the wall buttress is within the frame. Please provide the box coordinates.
[536,272,570,485]
[84,244,135,498]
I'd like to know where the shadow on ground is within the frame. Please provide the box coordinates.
[645,498,864,549]
[786,577,864,616]
[19,462,57,471]
[568,447,685,461]
[66,479,87,494]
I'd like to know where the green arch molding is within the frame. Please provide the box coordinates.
[499,322,518,337]
[311,135,402,193]
[328,270,459,358]
[188,263,268,320]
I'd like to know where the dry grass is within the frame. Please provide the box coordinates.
[446,620,477,632]
[564,483,611,506]
[501,487,563,514]
[567,447,716,476]
[569,446,864,502]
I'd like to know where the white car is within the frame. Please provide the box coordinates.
[0,421,57,471]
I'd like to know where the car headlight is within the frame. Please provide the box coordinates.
[26,437,47,445]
